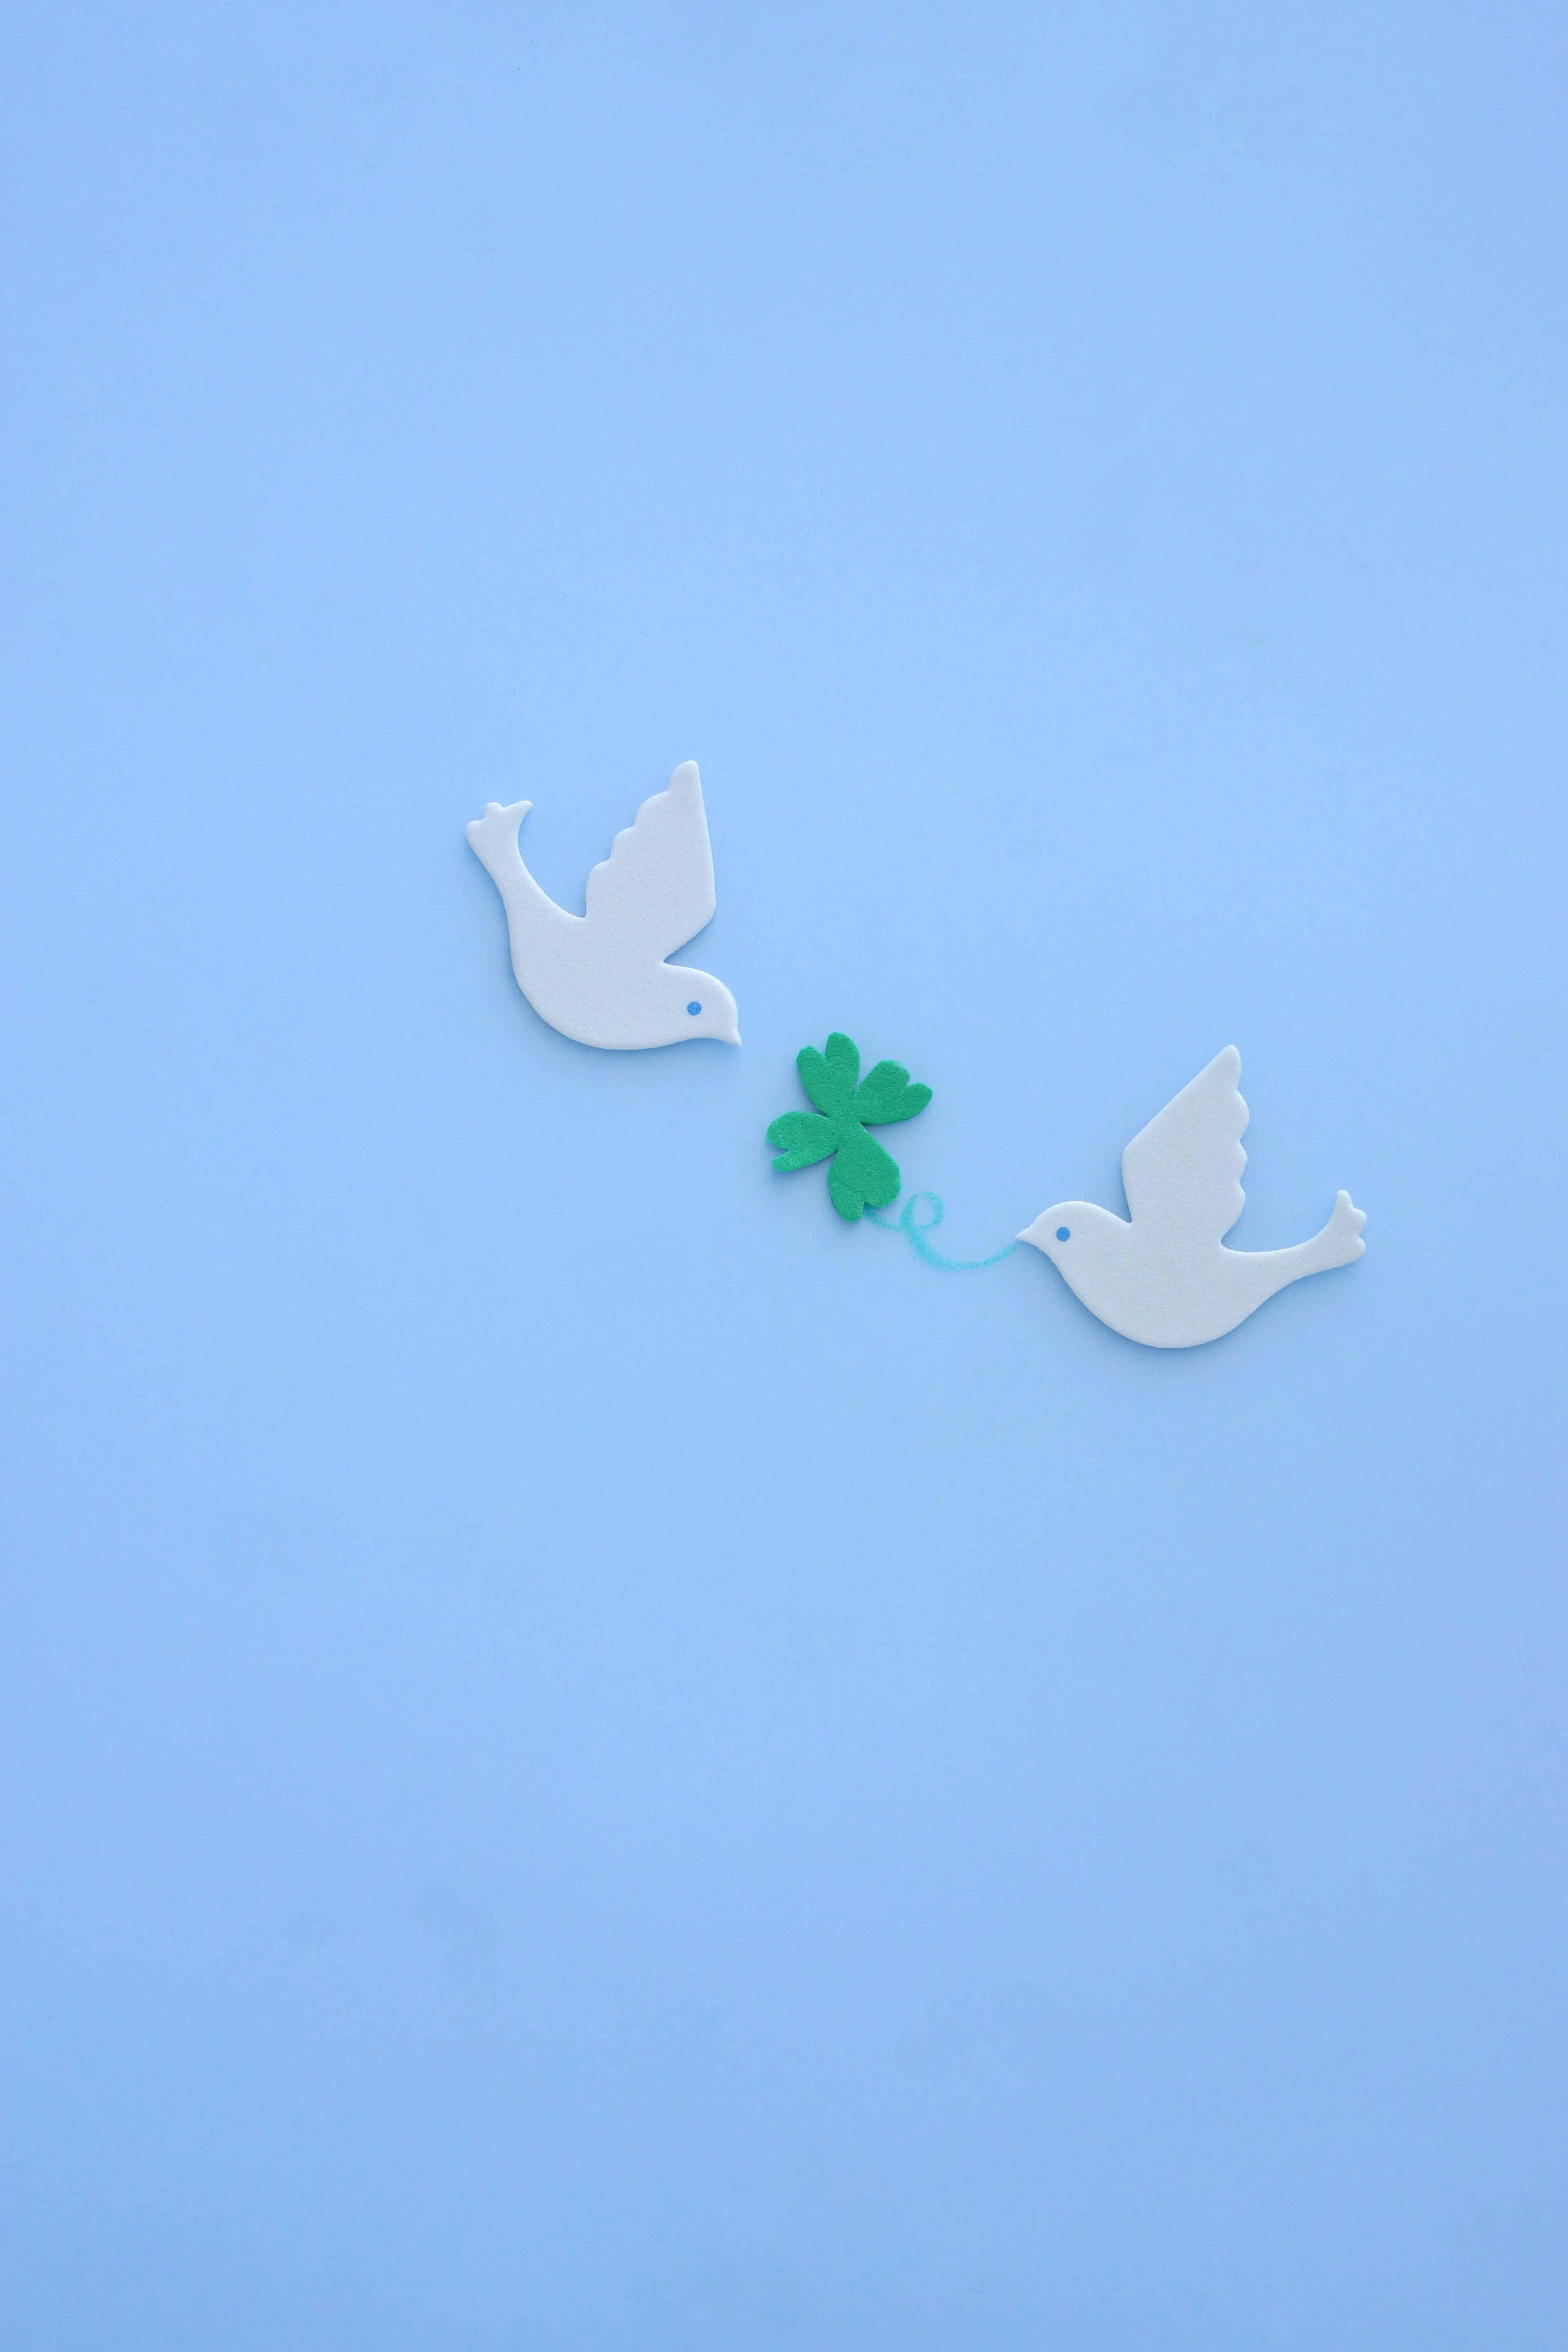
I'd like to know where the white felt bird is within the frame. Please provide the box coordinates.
[466,761,740,1051]
[1018,1047,1365,1348]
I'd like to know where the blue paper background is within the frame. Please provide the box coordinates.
[3,6,1566,2346]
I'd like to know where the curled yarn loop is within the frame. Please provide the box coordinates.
[864,1192,1018,1272]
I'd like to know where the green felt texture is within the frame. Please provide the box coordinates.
[766,1032,933,1221]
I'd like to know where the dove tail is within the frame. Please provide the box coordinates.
[1321,1189,1368,1266]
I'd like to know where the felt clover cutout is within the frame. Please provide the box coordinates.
[767,1032,933,1221]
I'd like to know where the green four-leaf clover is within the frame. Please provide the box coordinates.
[767,1032,933,1221]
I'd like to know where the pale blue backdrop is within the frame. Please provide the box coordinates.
[3,5,1565,2347]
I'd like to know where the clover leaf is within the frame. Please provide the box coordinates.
[766,1032,933,1221]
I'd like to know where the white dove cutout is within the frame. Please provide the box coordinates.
[466,761,740,1051]
[1018,1048,1365,1348]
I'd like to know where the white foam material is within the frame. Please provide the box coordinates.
[466,762,740,1051]
[1018,1047,1365,1348]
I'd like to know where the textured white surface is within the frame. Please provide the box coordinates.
[1019,1048,1365,1348]
[466,762,741,1050]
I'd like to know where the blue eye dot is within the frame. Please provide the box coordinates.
[686,1000,702,1016]
[1056,1226,1071,1242]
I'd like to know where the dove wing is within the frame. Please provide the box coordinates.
[1120,1047,1249,1243]
[583,762,716,958]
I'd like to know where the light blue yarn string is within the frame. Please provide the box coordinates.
[863,1192,1018,1271]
